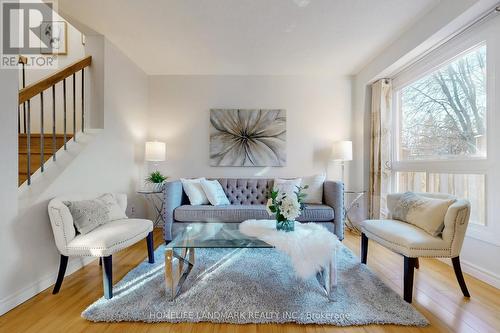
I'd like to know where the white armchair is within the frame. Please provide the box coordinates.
[48,193,155,299]
[361,192,471,303]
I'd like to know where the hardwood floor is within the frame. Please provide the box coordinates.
[1,229,499,333]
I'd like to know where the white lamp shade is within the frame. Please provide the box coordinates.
[145,141,166,162]
[331,140,353,161]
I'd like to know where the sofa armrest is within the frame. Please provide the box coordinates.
[323,180,345,240]
[163,180,184,241]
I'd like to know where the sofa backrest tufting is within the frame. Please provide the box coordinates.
[214,178,273,205]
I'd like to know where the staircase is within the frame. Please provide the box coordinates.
[18,134,72,186]
[18,56,91,186]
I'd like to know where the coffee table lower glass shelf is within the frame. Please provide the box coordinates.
[165,222,337,301]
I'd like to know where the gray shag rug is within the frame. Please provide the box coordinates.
[82,244,428,326]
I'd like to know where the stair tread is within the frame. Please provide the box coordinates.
[18,133,73,186]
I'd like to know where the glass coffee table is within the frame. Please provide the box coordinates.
[165,222,337,301]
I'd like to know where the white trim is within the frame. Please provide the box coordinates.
[466,225,500,246]
[438,257,500,290]
[0,257,94,316]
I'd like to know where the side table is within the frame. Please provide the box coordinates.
[138,190,165,228]
[344,190,366,234]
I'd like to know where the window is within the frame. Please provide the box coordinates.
[398,45,487,161]
[393,44,490,229]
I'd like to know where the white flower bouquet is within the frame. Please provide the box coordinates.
[266,185,308,231]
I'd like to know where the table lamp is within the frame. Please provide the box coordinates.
[331,140,352,182]
[145,141,166,162]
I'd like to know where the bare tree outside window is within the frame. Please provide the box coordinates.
[399,45,487,160]
[394,45,488,226]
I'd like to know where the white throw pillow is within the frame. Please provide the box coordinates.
[392,192,456,236]
[273,178,302,200]
[181,178,210,205]
[302,174,326,204]
[200,179,230,206]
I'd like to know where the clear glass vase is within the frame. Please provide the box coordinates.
[276,219,295,232]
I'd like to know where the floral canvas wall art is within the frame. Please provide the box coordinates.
[210,109,286,167]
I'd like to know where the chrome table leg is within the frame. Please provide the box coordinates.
[165,247,195,301]
[317,249,337,301]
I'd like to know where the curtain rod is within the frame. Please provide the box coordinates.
[390,3,500,78]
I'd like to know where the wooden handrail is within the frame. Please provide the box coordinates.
[19,56,91,104]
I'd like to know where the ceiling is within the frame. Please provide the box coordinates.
[59,0,440,75]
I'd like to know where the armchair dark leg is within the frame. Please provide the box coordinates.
[102,255,113,299]
[415,258,419,269]
[147,232,155,264]
[52,255,68,294]
[452,256,470,297]
[361,233,368,264]
[99,257,102,266]
[403,256,417,303]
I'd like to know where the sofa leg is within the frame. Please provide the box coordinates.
[403,256,417,303]
[415,258,419,269]
[52,255,68,294]
[102,255,113,299]
[361,233,368,264]
[147,232,155,264]
[452,257,470,297]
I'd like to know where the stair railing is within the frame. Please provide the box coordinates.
[18,55,27,133]
[18,56,92,186]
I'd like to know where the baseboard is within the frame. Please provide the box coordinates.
[438,258,500,290]
[0,257,95,316]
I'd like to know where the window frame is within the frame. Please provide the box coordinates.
[389,17,499,245]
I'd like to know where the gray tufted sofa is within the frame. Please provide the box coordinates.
[163,178,344,242]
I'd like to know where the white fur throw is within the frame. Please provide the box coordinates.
[239,219,340,279]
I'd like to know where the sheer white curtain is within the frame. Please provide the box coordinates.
[369,79,392,219]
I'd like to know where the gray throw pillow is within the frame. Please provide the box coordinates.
[63,194,127,234]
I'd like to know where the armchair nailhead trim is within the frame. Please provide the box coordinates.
[363,230,452,252]
[53,206,70,248]
[67,226,152,251]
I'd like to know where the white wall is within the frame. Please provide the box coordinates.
[352,0,500,288]
[148,75,351,182]
[0,38,149,315]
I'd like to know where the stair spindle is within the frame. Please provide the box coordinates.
[40,92,44,172]
[63,78,67,150]
[81,69,85,133]
[27,100,31,185]
[52,85,56,161]
[73,73,76,142]
[18,105,21,133]
[21,57,27,134]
